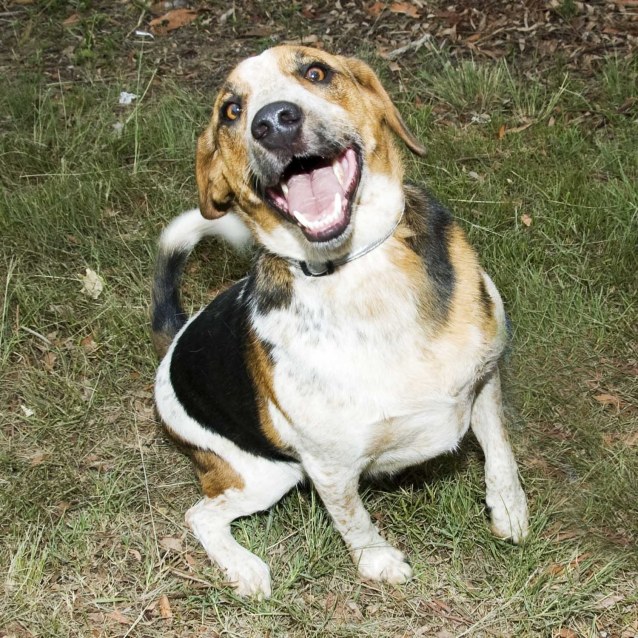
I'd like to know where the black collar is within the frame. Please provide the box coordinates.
[283,210,404,277]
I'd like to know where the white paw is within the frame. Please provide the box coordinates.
[225,552,272,599]
[488,488,529,544]
[355,543,413,584]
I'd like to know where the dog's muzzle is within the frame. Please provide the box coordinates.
[251,101,363,244]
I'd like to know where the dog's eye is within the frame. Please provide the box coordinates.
[304,65,327,83]
[223,102,242,122]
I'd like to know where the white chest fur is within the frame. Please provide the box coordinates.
[251,243,498,470]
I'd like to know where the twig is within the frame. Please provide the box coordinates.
[385,34,432,60]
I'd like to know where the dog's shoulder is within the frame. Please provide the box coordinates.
[399,183,501,341]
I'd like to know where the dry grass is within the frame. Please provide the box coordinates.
[1,48,637,638]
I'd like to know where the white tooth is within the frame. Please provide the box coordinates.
[333,193,341,219]
[332,159,345,187]
[281,183,289,195]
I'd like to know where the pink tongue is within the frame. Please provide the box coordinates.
[286,165,343,222]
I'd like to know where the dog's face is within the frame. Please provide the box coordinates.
[196,46,424,256]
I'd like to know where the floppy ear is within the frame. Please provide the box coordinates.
[195,126,234,219]
[343,57,426,157]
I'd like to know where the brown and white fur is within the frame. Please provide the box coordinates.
[152,46,528,599]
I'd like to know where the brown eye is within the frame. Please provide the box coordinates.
[305,65,326,83]
[224,102,242,121]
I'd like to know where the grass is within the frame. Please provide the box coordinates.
[1,50,637,638]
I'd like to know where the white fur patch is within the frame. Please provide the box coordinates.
[159,208,253,254]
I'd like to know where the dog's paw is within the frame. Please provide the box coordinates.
[225,553,272,599]
[488,488,529,544]
[355,544,413,584]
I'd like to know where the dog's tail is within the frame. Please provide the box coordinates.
[151,208,252,357]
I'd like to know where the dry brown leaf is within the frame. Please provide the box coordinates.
[622,431,638,447]
[594,393,622,411]
[63,13,80,26]
[554,629,578,638]
[42,351,57,370]
[390,2,419,17]
[389,61,401,72]
[81,334,98,353]
[367,2,386,16]
[520,213,533,227]
[150,8,198,35]
[547,562,565,576]
[29,451,50,466]
[160,536,183,553]
[594,593,625,610]
[158,594,173,619]
[106,610,131,625]
[497,124,506,139]
[128,548,142,562]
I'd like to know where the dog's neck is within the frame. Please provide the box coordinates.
[280,208,404,277]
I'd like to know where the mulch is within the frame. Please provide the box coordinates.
[1,0,636,89]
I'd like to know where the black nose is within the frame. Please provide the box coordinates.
[251,101,303,151]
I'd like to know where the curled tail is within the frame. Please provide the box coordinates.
[151,208,252,357]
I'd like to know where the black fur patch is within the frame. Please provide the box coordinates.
[169,280,294,463]
[151,250,189,339]
[478,276,494,318]
[404,184,456,317]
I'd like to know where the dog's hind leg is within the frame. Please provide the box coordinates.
[303,461,413,584]
[471,369,529,543]
[186,455,302,599]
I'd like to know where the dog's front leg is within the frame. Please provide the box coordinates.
[471,369,529,543]
[304,460,413,584]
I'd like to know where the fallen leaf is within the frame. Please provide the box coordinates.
[622,431,638,447]
[160,536,183,553]
[367,2,386,16]
[29,451,50,466]
[81,335,98,353]
[63,13,80,26]
[594,593,625,610]
[150,8,198,35]
[158,594,173,619]
[497,124,506,139]
[390,2,420,17]
[80,268,104,299]
[547,562,565,576]
[594,393,622,411]
[389,61,401,72]
[42,351,57,370]
[106,610,131,625]
[467,171,481,180]
[128,549,142,562]
[520,213,533,227]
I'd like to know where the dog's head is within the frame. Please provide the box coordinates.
[196,46,424,258]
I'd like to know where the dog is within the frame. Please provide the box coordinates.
[152,45,529,599]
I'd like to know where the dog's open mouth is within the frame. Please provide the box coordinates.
[265,146,361,242]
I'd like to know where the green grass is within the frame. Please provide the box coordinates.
[1,53,637,638]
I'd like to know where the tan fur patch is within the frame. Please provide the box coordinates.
[444,226,498,343]
[245,329,292,453]
[161,424,245,498]
[191,449,245,499]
